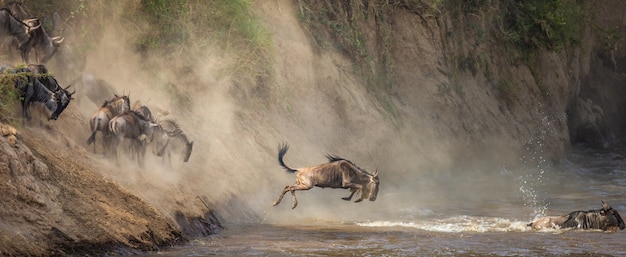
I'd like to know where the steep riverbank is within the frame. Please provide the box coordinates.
[0,117,221,255]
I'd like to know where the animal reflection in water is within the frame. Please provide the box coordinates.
[273,144,379,209]
[528,201,625,232]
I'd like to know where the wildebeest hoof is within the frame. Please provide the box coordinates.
[354,198,363,203]
[341,197,351,201]
[272,201,279,206]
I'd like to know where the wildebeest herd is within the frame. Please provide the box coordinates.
[0,2,622,234]
[1,62,194,168]
[86,93,194,167]
[0,2,193,167]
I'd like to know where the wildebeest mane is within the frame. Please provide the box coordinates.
[162,119,190,143]
[0,7,21,22]
[325,154,372,176]
[563,210,604,230]
[129,109,149,121]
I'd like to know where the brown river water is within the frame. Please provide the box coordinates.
[145,146,626,256]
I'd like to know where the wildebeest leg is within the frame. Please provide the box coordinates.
[342,188,358,201]
[290,190,298,209]
[136,140,146,168]
[102,133,111,156]
[273,185,291,207]
[110,136,121,165]
[273,183,312,209]
[342,182,364,202]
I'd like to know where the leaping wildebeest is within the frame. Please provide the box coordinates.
[272,144,379,209]
[151,119,194,164]
[108,109,160,167]
[86,94,130,155]
[528,201,625,232]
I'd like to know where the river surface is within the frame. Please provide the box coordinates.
[146,146,626,256]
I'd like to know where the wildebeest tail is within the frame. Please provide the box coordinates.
[278,143,297,173]
[86,130,97,145]
[87,116,105,145]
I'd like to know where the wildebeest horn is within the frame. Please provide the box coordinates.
[52,36,64,44]
[25,21,40,30]
[373,169,378,176]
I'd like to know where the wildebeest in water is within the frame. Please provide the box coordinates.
[273,144,379,209]
[528,201,625,232]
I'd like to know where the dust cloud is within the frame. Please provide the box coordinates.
[45,0,540,226]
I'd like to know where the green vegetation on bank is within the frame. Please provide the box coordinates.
[137,0,272,95]
[131,0,274,109]
[296,0,398,117]
[295,0,586,105]
[500,0,584,60]
[0,76,18,122]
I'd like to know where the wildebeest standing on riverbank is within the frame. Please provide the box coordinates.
[528,201,625,232]
[0,8,39,63]
[272,144,380,209]
[3,2,63,64]
[1,65,73,124]
[86,95,130,155]
[151,119,194,164]
[109,110,159,167]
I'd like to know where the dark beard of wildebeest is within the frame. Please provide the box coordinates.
[151,119,194,164]
[26,64,74,107]
[0,65,72,123]
[132,102,153,123]
[108,109,160,168]
[86,94,130,155]
[528,201,626,232]
[272,144,380,209]
[0,8,39,63]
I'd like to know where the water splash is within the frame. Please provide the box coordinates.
[356,216,530,233]
[517,112,559,220]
